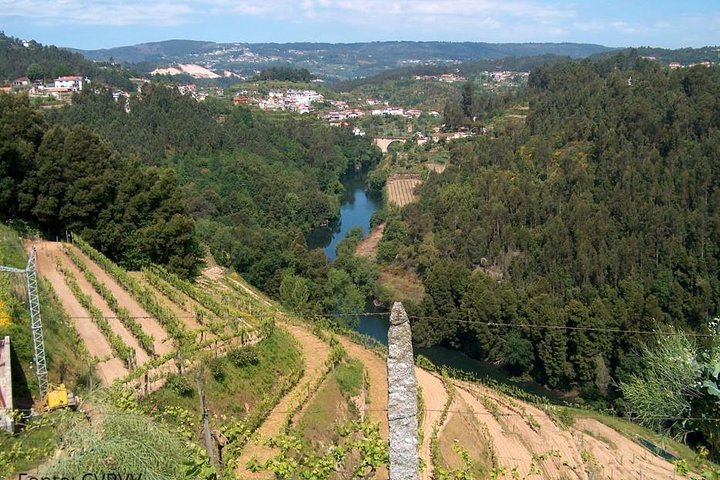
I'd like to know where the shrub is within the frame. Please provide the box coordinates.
[227,345,259,368]
[165,373,194,397]
[206,358,225,382]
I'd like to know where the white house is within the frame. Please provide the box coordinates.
[54,76,84,91]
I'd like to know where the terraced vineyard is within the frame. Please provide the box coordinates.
[29,240,695,479]
[35,239,269,393]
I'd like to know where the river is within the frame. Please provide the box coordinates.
[306,172,381,261]
[307,170,562,400]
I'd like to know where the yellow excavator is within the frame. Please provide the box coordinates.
[44,383,78,411]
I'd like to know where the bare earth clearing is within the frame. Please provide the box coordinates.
[387,174,422,207]
[426,163,447,174]
[452,380,679,479]
[355,223,386,260]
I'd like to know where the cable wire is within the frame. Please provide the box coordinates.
[316,312,716,338]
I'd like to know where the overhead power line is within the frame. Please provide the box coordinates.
[317,312,715,338]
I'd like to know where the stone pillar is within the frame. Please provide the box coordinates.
[387,302,419,480]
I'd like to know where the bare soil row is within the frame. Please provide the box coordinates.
[387,176,422,207]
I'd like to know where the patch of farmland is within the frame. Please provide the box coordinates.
[387,174,422,207]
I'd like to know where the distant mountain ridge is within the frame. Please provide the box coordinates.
[71,40,617,79]
[75,40,614,62]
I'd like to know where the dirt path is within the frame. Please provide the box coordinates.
[336,337,389,480]
[35,242,127,384]
[235,323,330,479]
[337,337,388,435]
[355,223,386,260]
[415,368,448,480]
[71,247,174,356]
[226,276,272,307]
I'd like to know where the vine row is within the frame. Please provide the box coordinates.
[57,258,135,366]
[72,235,185,340]
[63,245,155,355]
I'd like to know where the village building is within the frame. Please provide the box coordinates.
[12,77,30,88]
[54,76,84,91]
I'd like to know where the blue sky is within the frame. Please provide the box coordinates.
[1,0,718,50]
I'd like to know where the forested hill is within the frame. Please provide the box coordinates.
[0,94,202,277]
[382,52,720,440]
[77,40,613,63]
[45,85,382,305]
[0,33,132,89]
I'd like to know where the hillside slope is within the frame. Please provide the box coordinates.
[15,239,696,479]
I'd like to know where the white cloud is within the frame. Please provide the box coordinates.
[3,0,717,47]
[0,0,575,29]
[0,0,194,26]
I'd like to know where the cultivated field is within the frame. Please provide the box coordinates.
[34,239,267,394]
[387,174,422,207]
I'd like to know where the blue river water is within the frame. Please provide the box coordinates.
[306,173,381,261]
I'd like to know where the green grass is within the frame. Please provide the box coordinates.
[335,358,364,398]
[0,417,59,475]
[296,376,346,446]
[143,328,302,419]
[295,359,364,450]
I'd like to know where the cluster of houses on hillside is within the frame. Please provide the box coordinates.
[413,73,467,82]
[668,61,714,69]
[177,83,224,102]
[322,104,438,124]
[233,88,324,113]
[2,75,87,100]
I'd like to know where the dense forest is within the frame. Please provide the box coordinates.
[44,84,382,311]
[378,53,720,447]
[257,66,314,82]
[0,93,202,276]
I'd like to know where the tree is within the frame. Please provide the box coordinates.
[620,331,720,451]
[442,100,464,131]
[52,64,72,78]
[279,271,311,314]
[461,81,474,118]
[322,268,364,318]
[503,333,534,376]
[25,63,46,82]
